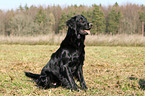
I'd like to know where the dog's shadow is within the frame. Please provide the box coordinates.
[138,79,145,90]
[128,76,145,90]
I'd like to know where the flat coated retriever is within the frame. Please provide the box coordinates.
[25,15,92,91]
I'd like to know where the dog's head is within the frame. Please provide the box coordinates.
[66,15,92,35]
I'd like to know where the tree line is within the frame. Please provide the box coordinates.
[0,3,145,36]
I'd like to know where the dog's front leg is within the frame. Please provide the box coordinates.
[63,65,78,91]
[77,65,88,90]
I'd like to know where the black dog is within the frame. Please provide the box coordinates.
[25,15,92,91]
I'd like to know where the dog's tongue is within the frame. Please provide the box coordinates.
[84,30,91,35]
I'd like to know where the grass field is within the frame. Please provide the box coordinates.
[0,45,145,95]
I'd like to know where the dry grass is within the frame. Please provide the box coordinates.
[0,45,145,95]
[86,34,145,46]
[0,34,65,45]
[0,34,145,46]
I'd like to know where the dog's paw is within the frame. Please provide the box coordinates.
[80,83,88,91]
[71,86,79,92]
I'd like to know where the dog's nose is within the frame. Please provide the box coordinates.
[89,23,93,28]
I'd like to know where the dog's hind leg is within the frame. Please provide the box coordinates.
[35,75,50,89]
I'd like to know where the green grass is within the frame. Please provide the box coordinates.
[0,45,145,95]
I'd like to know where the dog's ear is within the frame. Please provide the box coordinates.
[66,16,76,30]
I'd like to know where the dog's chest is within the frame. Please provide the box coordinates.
[69,49,84,65]
[61,47,85,66]
[71,52,80,63]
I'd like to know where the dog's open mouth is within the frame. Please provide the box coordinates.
[80,30,91,35]
[84,30,90,35]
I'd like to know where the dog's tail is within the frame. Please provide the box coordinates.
[24,72,40,79]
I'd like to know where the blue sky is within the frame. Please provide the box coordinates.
[0,0,144,10]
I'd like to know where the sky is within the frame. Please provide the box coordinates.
[0,0,145,10]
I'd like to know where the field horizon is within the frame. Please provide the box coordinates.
[0,34,145,46]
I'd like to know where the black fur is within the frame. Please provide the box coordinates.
[25,15,92,91]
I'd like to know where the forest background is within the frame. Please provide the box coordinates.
[0,2,145,36]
